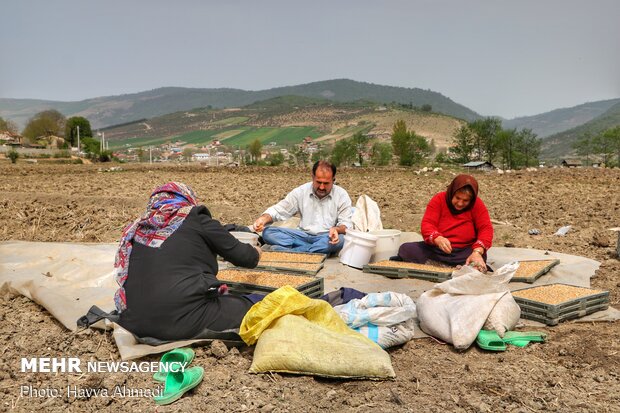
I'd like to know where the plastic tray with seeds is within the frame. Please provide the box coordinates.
[510,259,560,283]
[259,251,327,264]
[217,268,324,298]
[363,260,455,282]
[255,260,324,276]
[512,283,610,326]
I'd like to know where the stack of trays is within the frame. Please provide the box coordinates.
[217,268,324,298]
[363,260,454,282]
[510,259,560,283]
[512,283,610,325]
[255,251,327,276]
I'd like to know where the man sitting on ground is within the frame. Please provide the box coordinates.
[253,160,352,254]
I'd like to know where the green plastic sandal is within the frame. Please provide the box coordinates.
[154,366,204,406]
[476,329,507,351]
[153,347,195,382]
[502,331,547,348]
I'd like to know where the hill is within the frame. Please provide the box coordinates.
[541,101,620,159]
[0,79,480,129]
[101,96,465,152]
[502,98,620,138]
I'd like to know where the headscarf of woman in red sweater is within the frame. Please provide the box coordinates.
[446,174,478,215]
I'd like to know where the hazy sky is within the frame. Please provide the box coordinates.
[1,0,619,118]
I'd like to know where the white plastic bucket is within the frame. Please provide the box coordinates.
[369,229,402,262]
[339,230,378,269]
[230,231,259,246]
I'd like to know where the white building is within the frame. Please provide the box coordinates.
[192,153,210,161]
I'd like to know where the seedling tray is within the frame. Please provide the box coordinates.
[217,269,324,298]
[512,283,609,325]
[518,304,609,326]
[511,259,560,283]
[259,251,327,264]
[255,261,324,276]
[363,260,454,282]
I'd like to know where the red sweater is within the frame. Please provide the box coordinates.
[421,192,493,251]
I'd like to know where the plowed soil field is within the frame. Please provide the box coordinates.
[1,163,618,412]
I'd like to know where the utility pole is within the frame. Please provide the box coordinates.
[149,146,152,164]
[76,126,80,155]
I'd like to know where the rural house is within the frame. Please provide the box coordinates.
[462,161,495,171]
[561,159,582,168]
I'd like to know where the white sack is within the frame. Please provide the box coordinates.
[417,262,521,350]
[482,293,521,337]
[351,195,383,232]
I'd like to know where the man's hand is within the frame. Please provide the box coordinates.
[328,227,340,244]
[253,214,272,232]
[434,236,452,254]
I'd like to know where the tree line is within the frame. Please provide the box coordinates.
[449,118,542,169]
[7,109,617,168]
[276,118,543,169]
[572,127,620,167]
[0,110,111,161]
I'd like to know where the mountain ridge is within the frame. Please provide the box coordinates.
[503,98,620,138]
[0,79,481,129]
[541,101,620,158]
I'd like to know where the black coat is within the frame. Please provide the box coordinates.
[118,206,259,340]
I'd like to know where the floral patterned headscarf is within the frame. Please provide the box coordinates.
[113,182,198,312]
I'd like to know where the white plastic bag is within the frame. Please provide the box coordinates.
[436,262,517,295]
[417,262,521,350]
[354,319,417,349]
[334,292,416,348]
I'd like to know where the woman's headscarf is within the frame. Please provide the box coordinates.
[445,174,479,215]
[114,182,198,312]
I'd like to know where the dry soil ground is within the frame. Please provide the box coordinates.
[0,163,618,412]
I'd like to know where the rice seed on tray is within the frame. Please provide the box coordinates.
[514,260,557,278]
[260,251,324,263]
[370,260,454,274]
[257,261,322,272]
[218,269,314,288]
[512,284,603,305]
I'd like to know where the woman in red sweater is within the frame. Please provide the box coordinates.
[397,174,493,271]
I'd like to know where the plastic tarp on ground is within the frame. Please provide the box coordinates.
[1,237,618,359]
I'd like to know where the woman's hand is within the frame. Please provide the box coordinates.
[466,249,486,273]
[434,236,452,253]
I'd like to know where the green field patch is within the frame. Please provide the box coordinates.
[110,126,323,150]
[214,129,245,140]
[333,123,375,137]
[174,129,227,145]
[109,136,171,149]
[222,126,321,146]
[212,116,249,126]
[109,129,225,149]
